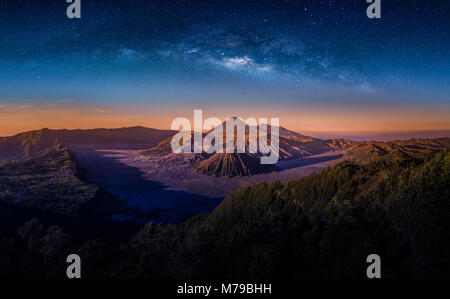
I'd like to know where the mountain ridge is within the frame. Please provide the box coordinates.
[2,126,449,178]
[0,145,98,216]
[0,127,176,160]
[138,122,449,177]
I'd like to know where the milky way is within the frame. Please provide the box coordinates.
[0,0,449,109]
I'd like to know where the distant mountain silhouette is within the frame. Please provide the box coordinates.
[0,127,175,160]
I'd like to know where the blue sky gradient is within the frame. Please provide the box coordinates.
[0,0,449,136]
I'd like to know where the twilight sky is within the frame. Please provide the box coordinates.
[0,0,449,138]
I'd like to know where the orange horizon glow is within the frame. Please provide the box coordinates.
[1,104,449,138]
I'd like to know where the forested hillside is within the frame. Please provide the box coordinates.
[2,150,448,279]
[113,150,449,279]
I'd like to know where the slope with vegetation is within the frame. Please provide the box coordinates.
[0,145,98,216]
[3,150,447,279]
[115,150,449,279]
[342,137,450,163]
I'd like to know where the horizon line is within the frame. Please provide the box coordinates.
[2,126,449,142]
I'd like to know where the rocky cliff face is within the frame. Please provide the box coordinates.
[0,145,98,216]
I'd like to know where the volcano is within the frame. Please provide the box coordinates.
[191,152,276,177]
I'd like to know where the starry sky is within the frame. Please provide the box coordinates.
[0,0,449,138]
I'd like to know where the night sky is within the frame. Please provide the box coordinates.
[0,0,449,137]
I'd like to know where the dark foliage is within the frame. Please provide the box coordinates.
[1,151,449,279]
